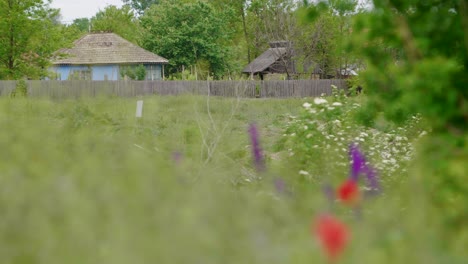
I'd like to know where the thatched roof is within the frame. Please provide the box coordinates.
[242,48,288,74]
[52,33,168,65]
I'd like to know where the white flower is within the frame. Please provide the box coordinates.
[332,102,342,106]
[314,98,328,105]
[303,102,312,109]
[331,84,337,89]
[327,107,335,110]
[306,133,313,139]
[309,108,317,114]
[299,170,309,176]
[419,131,428,137]
[304,126,308,130]
[290,133,296,137]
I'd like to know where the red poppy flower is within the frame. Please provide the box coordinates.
[337,179,360,206]
[313,214,350,262]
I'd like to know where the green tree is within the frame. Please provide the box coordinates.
[300,0,361,78]
[140,0,234,79]
[0,0,63,79]
[122,0,159,15]
[91,5,142,43]
[71,18,90,32]
[307,0,468,250]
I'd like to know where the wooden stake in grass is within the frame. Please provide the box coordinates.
[136,100,144,118]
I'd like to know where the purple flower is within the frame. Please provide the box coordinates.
[349,143,366,182]
[274,178,286,194]
[172,151,183,164]
[348,143,380,193]
[363,165,380,193]
[248,123,265,172]
[322,184,335,208]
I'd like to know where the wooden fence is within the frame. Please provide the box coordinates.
[0,79,347,99]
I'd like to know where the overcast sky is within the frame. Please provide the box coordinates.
[51,0,124,24]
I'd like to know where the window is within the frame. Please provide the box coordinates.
[68,68,92,80]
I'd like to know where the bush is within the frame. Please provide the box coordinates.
[10,79,28,97]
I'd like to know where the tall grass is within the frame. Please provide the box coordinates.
[0,95,465,263]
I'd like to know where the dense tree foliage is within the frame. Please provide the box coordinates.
[353,0,468,233]
[91,5,142,43]
[305,0,468,247]
[122,0,159,15]
[71,18,91,32]
[140,0,235,79]
[0,0,65,79]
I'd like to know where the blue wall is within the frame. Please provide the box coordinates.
[92,65,119,80]
[49,64,163,80]
[50,65,88,80]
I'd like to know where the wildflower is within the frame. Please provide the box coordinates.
[248,123,265,172]
[303,102,312,109]
[349,143,380,192]
[172,151,183,164]
[337,179,360,206]
[362,165,380,193]
[322,184,335,204]
[314,98,328,105]
[313,214,350,263]
[274,178,286,194]
[299,170,309,176]
[349,143,366,182]
[332,102,343,106]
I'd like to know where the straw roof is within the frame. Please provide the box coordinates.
[52,33,168,65]
[242,48,288,74]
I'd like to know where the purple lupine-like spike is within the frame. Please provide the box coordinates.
[248,123,265,172]
[274,178,286,194]
[349,143,366,182]
[172,151,183,164]
[363,165,380,193]
[322,184,335,207]
[349,143,381,194]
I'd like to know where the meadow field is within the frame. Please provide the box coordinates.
[0,94,466,264]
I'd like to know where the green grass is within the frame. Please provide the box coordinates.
[0,95,466,264]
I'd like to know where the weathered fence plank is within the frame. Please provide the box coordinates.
[0,79,347,99]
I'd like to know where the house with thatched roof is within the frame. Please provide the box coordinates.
[242,41,296,80]
[243,41,324,80]
[50,33,168,81]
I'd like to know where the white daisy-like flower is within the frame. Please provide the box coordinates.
[314,98,328,105]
